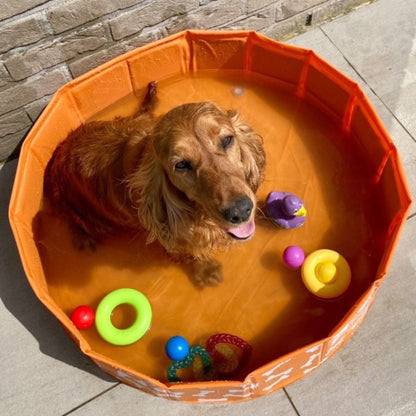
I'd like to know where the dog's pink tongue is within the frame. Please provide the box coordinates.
[227,219,255,239]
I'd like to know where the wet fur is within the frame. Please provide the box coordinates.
[44,83,266,286]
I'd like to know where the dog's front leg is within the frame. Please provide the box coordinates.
[191,257,223,287]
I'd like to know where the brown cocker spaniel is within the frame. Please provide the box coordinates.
[44,82,266,286]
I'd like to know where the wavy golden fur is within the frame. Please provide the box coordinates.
[44,82,266,286]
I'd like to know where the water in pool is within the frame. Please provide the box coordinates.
[35,70,382,382]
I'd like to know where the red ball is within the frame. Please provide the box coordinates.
[70,305,95,329]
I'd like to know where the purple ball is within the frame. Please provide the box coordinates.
[283,246,305,269]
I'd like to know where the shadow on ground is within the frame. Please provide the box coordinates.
[0,159,114,382]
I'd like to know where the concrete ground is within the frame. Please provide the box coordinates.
[1,0,415,414]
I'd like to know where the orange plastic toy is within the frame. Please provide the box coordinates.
[9,30,411,403]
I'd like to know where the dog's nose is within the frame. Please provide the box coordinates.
[223,197,254,224]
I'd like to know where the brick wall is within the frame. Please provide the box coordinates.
[0,0,372,161]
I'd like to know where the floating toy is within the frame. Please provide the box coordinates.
[197,343,239,376]
[301,249,351,299]
[165,336,190,361]
[70,305,95,330]
[205,333,252,376]
[167,345,212,382]
[232,86,245,97]
[283,245,305,269]
[166,333,252,382]
[266,191,307,229]
[95,288,152,346]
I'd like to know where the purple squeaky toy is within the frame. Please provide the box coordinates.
[266,191,307,229]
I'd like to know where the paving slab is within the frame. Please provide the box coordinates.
[0,160,117,416]
[286,7,416,413]
[321,0,416,140]
[68,383,298,416]
[288,27,416,214]
[285,216,416,416]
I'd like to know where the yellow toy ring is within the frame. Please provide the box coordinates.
[301,249,351,299]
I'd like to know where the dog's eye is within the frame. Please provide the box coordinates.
[221,135,234,150]
[174,160,192,171]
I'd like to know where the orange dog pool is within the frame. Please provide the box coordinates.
[9,30,411,402]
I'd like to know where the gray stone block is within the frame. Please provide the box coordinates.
[194,0,245,28]
[277,0,328,21]
[47,0,145,34]
[0,0,48,21]
[5,24,108,81]
[109,0,199,40]
[0,64,10,88]
[0,67,70,116]
[69,28,165,78]
[165,0,244,34]
[69,43,128,78]
[247,0,276,13]
[24,94,53,122]
[0,110,32,138]
[0,14,48,54]
[0,128,30,160]
[263,0,369,40]
[225,6,276,31]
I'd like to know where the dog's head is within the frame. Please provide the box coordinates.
[132,102,265,243]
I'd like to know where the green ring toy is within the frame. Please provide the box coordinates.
[167,345,212,382]
[95,288,152,346]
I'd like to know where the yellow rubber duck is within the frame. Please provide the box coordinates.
[301,249,351,299]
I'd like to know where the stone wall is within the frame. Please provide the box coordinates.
[0,0,372,161]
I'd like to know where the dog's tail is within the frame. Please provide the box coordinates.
[135,81,158,116]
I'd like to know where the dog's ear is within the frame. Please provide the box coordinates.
[128,137,191,246]
[228,110,266,192]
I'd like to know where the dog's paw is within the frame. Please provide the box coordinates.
[192,258,223,287]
